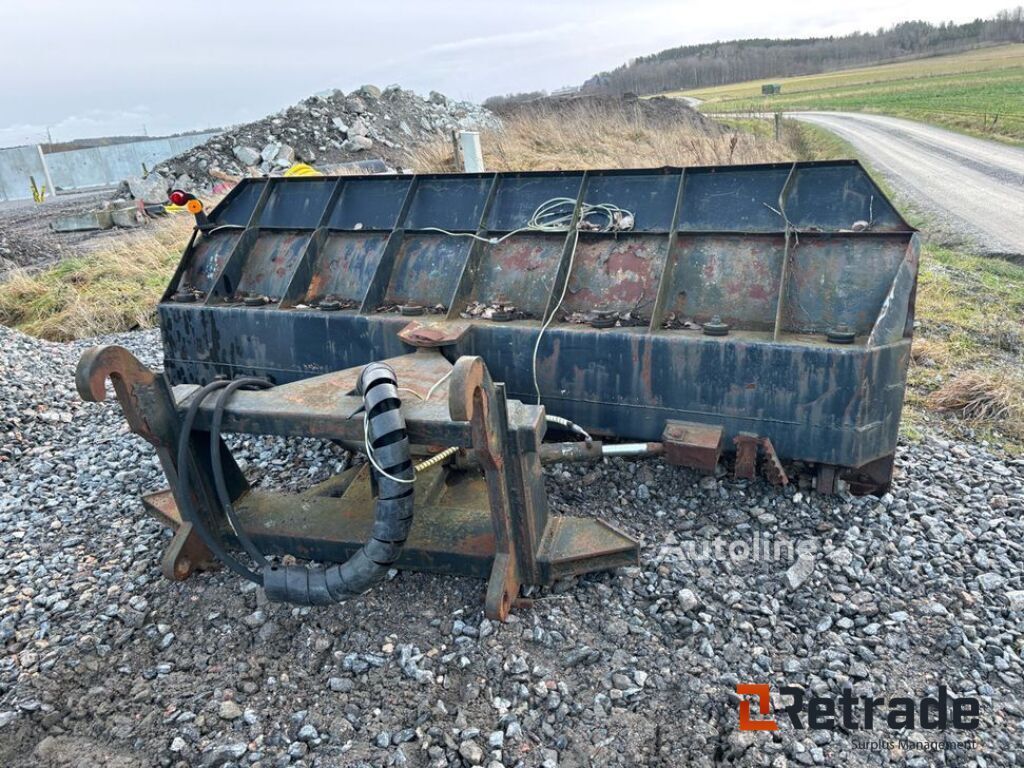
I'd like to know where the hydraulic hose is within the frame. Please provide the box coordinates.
[175,380,263,584]
[175,363,416,605]
[545,414,592,442]
[261,361,415,604]
[210,377,274,568]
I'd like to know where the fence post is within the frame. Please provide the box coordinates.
[458,131,485,173]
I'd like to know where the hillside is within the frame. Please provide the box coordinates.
[680,44,1024,144]
[580,9,1023,96]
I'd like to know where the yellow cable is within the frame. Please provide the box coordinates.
[284,163,322,177]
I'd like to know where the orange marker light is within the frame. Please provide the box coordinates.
[185,199,204,214]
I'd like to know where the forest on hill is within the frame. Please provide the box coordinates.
[582,9,1024,95]
[485,8,1024,106]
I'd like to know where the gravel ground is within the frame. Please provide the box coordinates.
[1,325,1023,767]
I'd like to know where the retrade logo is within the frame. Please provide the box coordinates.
[737,684,778,731]
[736,684,980,732]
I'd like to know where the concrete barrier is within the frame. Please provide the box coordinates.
[0,145,47,202]
[0,132,219,202]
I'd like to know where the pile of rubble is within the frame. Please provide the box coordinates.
[144,85,499,197]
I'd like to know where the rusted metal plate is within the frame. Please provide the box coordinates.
[582,170,680,231]
[188,349,458,429]
[782,234,907,335]
[761,436,789,486]
[467,233,566,318]
[786,164,907,232]
[142,489,181,526]
[667,234,783,330]
[161,521,218,581]
[178,231,240,295]
[537,516,639,581]
[486,173,584,230]
[258,179,335,227]
[160,304,910,471]
[384,234,472,309]
[233,231,310,300]
[403,176,493,231]
[160,163,918,477]
[302,231,389,305]
[678,162,905,232]
[241,482,498,579]
[679,165,794,231]
[734,433,760,480]
[326,177,413,229]
[662,420,722,473]
[374,349,455,402]
[868,241,919,347]
[136,459,637,587]
[397,319,470,348]
[561,233,668,318]
[842,453,896,496]
[816,465,839,495]
[207,182,263,226]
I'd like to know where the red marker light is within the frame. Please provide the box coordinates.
[168,189,189,206]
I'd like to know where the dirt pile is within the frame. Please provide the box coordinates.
[150,85,499,194]
[0,192,116,276]
[0,225,46,274]
[494,93,724,134]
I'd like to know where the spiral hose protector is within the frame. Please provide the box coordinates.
[261,362,415,605]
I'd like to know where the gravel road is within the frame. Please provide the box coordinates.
[2,325,1023,767]
[789,112,1024,256]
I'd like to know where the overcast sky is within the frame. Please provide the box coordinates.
[0,0,1013,147]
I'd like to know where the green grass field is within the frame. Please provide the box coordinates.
[671,44,1024,144]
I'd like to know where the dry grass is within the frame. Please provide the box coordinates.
[0,215,193,341]
[926,371,1024,435]
[904,248,1024,444]
[910,337,954,369]
[407,100,792,172]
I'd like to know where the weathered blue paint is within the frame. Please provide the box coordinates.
[159,161,918,475]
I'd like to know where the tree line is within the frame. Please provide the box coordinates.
[485,8,1024,106]
[580,9,1024,95]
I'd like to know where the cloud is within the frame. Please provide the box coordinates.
[423,23,577,55]
[0,108,174,148]
[0,0,1015,146]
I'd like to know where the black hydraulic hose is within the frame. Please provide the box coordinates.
[210,377,273,568]
[175,363,416,605]
[260,361,416,605]
[175,380,263,584]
